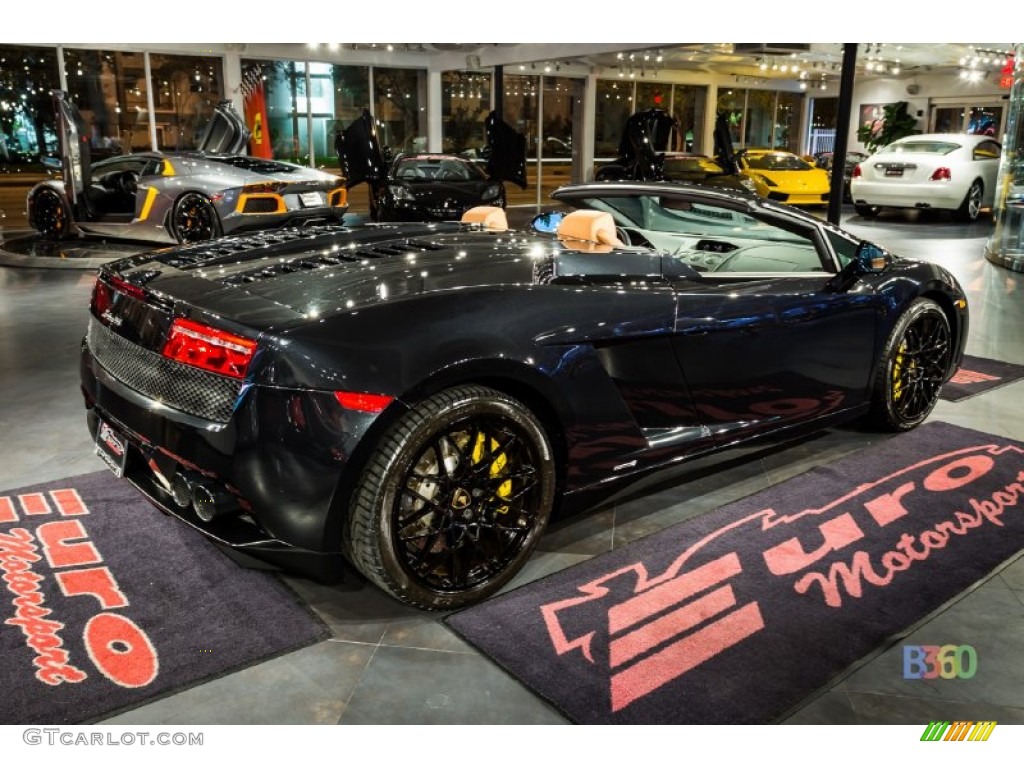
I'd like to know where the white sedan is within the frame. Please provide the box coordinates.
[849,133,1001,222]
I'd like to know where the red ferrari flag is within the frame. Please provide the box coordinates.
[242,67,273,159]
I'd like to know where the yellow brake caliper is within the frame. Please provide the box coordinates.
[892,341,911,401]
[472,432,512,514]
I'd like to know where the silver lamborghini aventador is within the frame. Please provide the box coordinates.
[26,91,348,244]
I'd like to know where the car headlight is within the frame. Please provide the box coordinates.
[388,184,415,202]
[739,177,757,192]
[756,174,777,188]
[482,184,501,200]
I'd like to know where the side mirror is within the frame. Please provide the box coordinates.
[855,241,890,273]
[827,241,891,293]
[531,210,565,234]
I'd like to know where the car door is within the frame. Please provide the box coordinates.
[484,111,528,189]
[51,89,93,220]
[635,194,884,444]
[336,110,388,192]
[197,101,251,155]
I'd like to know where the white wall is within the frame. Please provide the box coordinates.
[847,73,1008,152]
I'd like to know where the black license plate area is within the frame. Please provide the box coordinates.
[884,166,904,177]
[95,419,129,478]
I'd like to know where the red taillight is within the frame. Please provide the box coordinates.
[242,182,287,194]
[90,278,112,316]
[162,318,256,379]
[851,164,862,179]
[334,391,394,413]
[930,167,952,181]
[108,274,146,301]
[91,274,147,317]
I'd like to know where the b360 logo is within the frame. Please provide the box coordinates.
[903,644,977,680]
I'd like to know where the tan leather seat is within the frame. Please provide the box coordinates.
[461,206,508,231]
[555,210,624,250]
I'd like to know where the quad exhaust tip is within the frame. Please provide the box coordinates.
[169,471,237,522]
[191,483,235,523]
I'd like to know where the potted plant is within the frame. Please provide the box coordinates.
[857,101,919,154]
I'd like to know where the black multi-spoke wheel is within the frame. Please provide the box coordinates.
[32,188,71,239]
[869,298,952,431]
[346,385,555,610]
[171,192,221,244]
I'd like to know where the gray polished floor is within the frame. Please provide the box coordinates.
[0,206,1021,725]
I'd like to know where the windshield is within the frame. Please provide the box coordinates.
[573,194,808,246]
[561,193,829,274]
[394,156,486,181]
[744,153,813,171]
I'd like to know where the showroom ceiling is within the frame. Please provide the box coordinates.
[321,42,1017,82]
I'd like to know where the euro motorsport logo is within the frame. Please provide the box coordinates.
[920,721,996,741]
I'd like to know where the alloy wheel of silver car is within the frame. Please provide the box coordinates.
[172,192,222,244]
[33,188,71,240]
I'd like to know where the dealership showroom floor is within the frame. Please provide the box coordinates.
[0,203,1022,726]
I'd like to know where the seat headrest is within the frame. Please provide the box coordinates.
[461,206,508,231]
[555,210,623,249]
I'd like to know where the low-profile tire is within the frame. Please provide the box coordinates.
[854,203,879,218]
[868,298,952,432]
[953,179,983,223]
[345,385,556,610]
[171,192,221,243]
[32,188,72,240]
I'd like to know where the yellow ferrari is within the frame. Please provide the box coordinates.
[738,149,831,207]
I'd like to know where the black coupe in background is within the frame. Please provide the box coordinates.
[369,153,507,221]
[337,109,526,222]
[80,182,968,609]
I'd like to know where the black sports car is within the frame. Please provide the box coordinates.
[79,182,968,610]
[370,153,507,221]
[813,150,871,203]
[595,108,755,195]
[337,110,526,222]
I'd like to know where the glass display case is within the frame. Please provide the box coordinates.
[986,44,1024,272]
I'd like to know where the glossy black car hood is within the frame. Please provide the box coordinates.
[115,225,546,328]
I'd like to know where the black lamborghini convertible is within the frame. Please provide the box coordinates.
[80,182,968,609]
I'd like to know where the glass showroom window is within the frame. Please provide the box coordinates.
[808,97,837,155]
[373,67,427,154]
[328,63,370,168]
[774,91,803,152]
[595,79,632,159]
[634,81,679,150]
[0,45,60,163]
[148,54,223,151]
[241,59,311,163]
[542,76,575,160]
[64,48,151,153]
[672,84,707,153]
[744,89,776,148]
[442,70,491,155]
[503,74,539,158]
[717,89,745,147]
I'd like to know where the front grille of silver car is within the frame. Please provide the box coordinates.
[87,319,241,423]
